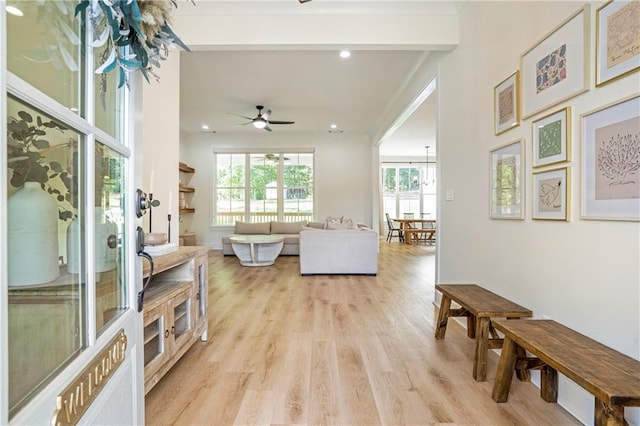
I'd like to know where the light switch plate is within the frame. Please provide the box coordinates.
[445,189,454,201]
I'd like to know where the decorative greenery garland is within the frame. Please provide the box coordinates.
[75,0,191,95]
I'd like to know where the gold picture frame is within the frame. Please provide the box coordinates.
[596,0,640,87]
[532,166,570,221]
[494,71,521,135]
[581,94,640,221]
[532,106,571,168]
[490,139,525,219]
[520,5,590,119]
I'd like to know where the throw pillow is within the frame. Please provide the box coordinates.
[326,220,355,230]
[234,221,270,235]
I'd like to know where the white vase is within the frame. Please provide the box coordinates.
[67,207,118,274]
[8,182,60,286]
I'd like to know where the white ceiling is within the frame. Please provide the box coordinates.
[177,1,457,157]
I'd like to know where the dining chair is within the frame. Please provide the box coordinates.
[385,213,403,243]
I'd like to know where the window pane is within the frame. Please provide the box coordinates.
[95,143,127,334]
[215,154,245,225]
[6,96,84,414]
[249,155,277,222]
[283,153,313,221]
[7,1,82,113]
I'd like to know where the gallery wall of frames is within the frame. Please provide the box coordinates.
[491,1,639,223]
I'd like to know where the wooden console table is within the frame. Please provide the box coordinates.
[142,246,209,393]
[491,319,640,426]
[434,284,533,381]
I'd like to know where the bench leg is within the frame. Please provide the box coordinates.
[540,365,558,402]
[467,315,476,339]
[492,336,518,402]
[435,296,451,339]
[473,317,490,381]
[594,399,628,426]
[515,345,531,382]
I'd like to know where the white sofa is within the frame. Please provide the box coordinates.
[299,228,378,276]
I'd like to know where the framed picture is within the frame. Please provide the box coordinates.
[596,0,640,87]
[532,107,571,168]
[533,167,570,221]
[490,139,525,219]
[494,71,520,135]
[581,94,640,221]
[520,5,590,119]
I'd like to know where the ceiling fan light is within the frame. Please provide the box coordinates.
[253,119,267,129]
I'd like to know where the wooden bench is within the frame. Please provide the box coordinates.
[491,319,640,426]
[434,284,533,381]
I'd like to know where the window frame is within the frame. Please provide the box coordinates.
[212,149,314,226]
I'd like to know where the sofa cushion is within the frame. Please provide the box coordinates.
[280,234,301,245]
[235,221,270,235]
[270,221,306,234]
[307,221,326,229]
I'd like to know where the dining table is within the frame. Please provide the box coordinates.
[392,218,436,244]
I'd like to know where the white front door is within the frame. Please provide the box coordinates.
[1,3,144,424]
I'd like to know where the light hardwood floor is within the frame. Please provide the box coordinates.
[145,243,580,425]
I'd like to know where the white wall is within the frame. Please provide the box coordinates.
[142,55,180,243]
[180,131,373,248]
[436,2,639,425]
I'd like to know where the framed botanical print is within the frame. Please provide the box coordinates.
[494,71,520,135]
[581,94,640,221]
[533,167,570,221]
[532,107,571,168]
[520,5,590,119]
[596,0,640,87]
[490,139,525,219]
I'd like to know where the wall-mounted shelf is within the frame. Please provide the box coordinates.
[179,162,195,174]
[179,162,195,214]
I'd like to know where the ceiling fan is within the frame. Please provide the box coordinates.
[229,105,295,132]
[253,153,290,162]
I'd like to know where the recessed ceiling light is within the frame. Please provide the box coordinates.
[330,124,337,129]
[339,51,351,59]
[6,5,23,16]
[201,124,209,130]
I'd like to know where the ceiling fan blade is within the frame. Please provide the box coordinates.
[228,112,254,120]
[268,120,295,125]
[262,109,272,121]
[264,125,273,132]
[234,122,253,127]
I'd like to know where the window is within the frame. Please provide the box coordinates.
[214,152,314,225]
[382,163,437,220]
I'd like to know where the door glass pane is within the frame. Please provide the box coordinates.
[94,39,124,138]
[6,1,82,114]
[6,96,85,415]
[95,143,127,335]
